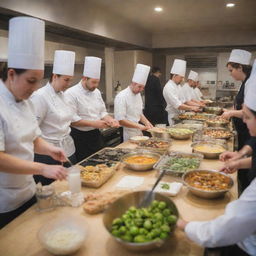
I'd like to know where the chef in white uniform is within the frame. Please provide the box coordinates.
[0,17,67,229]
[177,64,256,256]
[163,59,200,125]
[194,81,203,101]
[114,64,153,141]
[31,50,76,185]
[180,70,202,105]
[65,56,119,162]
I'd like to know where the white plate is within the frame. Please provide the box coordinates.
[155,182,183,196]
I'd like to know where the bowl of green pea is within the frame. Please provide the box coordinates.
[102,191,179,251]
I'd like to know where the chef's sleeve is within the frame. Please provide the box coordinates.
[64,93,82,123]
[30,94,48,125]
[163,88,182,109]
[245,137,256,150]
[0,117,5,151]
[185,199,256,248]
[98,92,108,119]
[114,94,126,121]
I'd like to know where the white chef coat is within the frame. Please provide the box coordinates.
[65,81,108,131]
[114,86,143,141]
[0,80,41,213]
[163,80,183,125]
[194,87,203,101]
[181,83,193,102]
[31,82,75,157]
[177,84,186,104]
[185,177,256,255]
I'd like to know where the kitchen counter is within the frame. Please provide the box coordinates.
[0,139,237,256]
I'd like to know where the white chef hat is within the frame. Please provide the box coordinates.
[8,17,45,70]
[244,59,256,111]
[188,70,198,82]
[170,59,186,77]
[228,49,252,65]
[83,56,102,79]
[132,64,150,85]
[53,50,75,76]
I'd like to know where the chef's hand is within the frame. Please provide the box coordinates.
[105,119,120,128]
[41,165,68,181]
[190,106,201,112]
[92,120,109,129]
[219,160,239,174]
[219,151,242,162]
[221,111,231,119]
[138,124,148,131]
[48,146,68,162]
[177,218,188,231]
[145,121,153,129]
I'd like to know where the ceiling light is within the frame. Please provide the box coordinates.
[154,7,163,12]
[226,3,235,7]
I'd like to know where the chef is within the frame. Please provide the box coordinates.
[31,50,76,185]
[144,67,168,125]
[221,49,252,193]
[114,64,153,141]
[181,70,203,106]
[0,17,67,229]
[65,56,119,162]
[177,60,256,256]
[163,59,200,126]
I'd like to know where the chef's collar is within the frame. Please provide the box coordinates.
[48,82,63,95]
[0,79,21,104]
[79,80,93,94]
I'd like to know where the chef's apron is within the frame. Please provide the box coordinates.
[34,135,76,185]
[71,128,104,163]
[233,77,251,193]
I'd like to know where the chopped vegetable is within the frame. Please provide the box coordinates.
[161,183,170,190]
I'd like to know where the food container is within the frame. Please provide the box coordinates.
[191,141,227,159]
[102,191,179,252]
[148,127,171,140]
[129,136,149,144]
[167,127,194,140]
[203,106,223,115]
[202,127,233,140]
[174,122,204,131]
[136,138,172,154]
[79,163,117,188]
[121,152,161,171]
[36,184,55,212]
[38,216,88,255]
[178,113,216,121]
[206,117,229,128]
[182,170,234,199]
[154,152,203,177]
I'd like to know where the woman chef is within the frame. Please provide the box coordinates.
[31,50,77,185]
[221,49,252,192]
[114,64,153,141]
[177,60,256,256]
[163,59,200,126]
[0,17,67,229]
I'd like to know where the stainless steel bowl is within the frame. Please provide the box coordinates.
[148,128,172,140]
[182,170,234,199]
[167,128,194,140]
[121,152,161,171]
[102,191,179,251]
[203,106,223,115]
[206,120,229,128]
[202,127,233,140]
[191,141,227,159]
[137,138,172,154]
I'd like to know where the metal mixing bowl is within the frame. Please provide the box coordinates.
[121,152,161,171]
[191,141,227,159]
[203,106,223,115]
[102,190,179,251]
[167,128,194,140]
[148,129,172,140]
[182,170,234,199]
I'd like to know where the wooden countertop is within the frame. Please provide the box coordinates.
[0,139,237,256]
